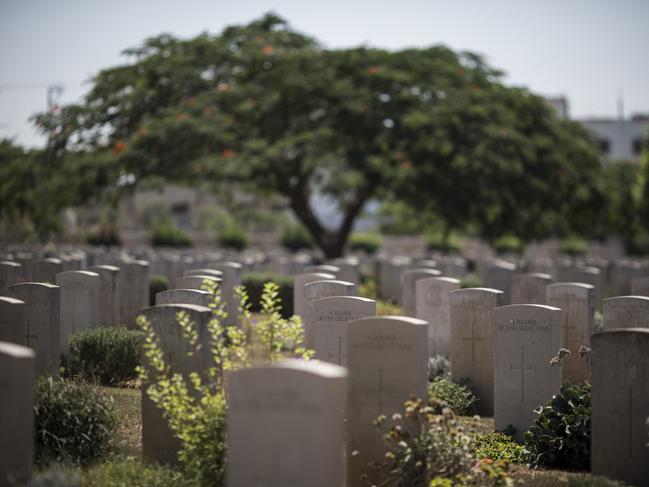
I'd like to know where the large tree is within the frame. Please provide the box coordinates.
[34,13,601,256]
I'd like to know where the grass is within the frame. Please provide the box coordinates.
[103,386,141,457]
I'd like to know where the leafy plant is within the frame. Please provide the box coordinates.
[280,222,313,253]
[471,433,526,463]
[492,235,524,256]
[460,274,485,289]
[150,220,192,247]
[560,236,588,257]
[426,232,461,254]
[357,277,379,300]
[82,460,189,487]
[349,232,382,255]
[34,377,117,466]
[428,377,477,416]
[149,274,169,306]
[376,300,403,316]
[242,272,293,317]
[218,222,249,251]
[63,327,143,385]
[524,381,591,470]
[85,224,121,246]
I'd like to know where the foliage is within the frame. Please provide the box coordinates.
[428,377,478,416]
[279,221,313,253]
[426,232,461,253]
[471,433,526,463]
[63,326,143,385]
[357,277,379,300]
[349,232,383,255]
[218,221,249,250]
[150,220,192,247]
[242,272,293,317]
[560,236,588,257]
[82,460,189,487]
[491,235,524,255]
[376,300,403,316]
[460,274,485,289]
[566,474,630,487]
[365,398,512,486]
[428,355,451,380]
[34,377,117,466]
[85,224,121,246]
[524,381,591,470]
[625,229,649,256]
[149,274,169,305]
[26,468,81,487]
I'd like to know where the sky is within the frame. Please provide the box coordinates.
[1,0,648,147]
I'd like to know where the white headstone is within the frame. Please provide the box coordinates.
[175,275,222,292]
[511,273,553,305]
[486,261,518,304]
[91,265,121,325]
[0,261,22,294]
[207,261,242,326]
[603,296,649,330]
[118,260,150,327]
[56,271,100,354]
[0,297,25,346]
[293,273,336,321]
[32,258,63,285]
[415,276,460,357]
[303,280,355,349]
[400,268,442,317]
[155,289,212,307]
[630,276,649,297]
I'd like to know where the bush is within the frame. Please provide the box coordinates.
[567,475,630,487]
[492,235,524,255]
[460,273,485,289]
[82,460,188,487]
[218,223,249,251]
[85,225,121,246]
[280,222,312,252]
[426,232,461,253]
[428,377,477,416]
[242,272,293,318]
[63,327,143,385]
[150,220,192,247]
[625,229,649,256]
[149,274,169,306]
[34,377,117,466]
[472,432,526,463]
[26,468,81,487]
[349,232,382,255]
[524,381,591,470]
[357,277,379,300]
[560,236,588,257]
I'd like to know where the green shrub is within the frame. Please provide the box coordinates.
[151,220,192,247]
[524,381,591,470]
[567,474,630,487]
[82,460,188,487]
[357,277,379,300]
[149,274,169,306]
[63,327,143,385]
[349,232,382,255]
[460,273,485,289]
[625,230,649,256]
[492,235,524,255]
[219,223,249,251]
[242,272,293,318]
[85,225,121,246]
[472,432,526,463]
[376,300,403,316]
[428,377,477,416]
[560,236,588,257]
[426,232,461,253]
[280,222,312,252]
[34,377,117,466]
[26,468,81,487]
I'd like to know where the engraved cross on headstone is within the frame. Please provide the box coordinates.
[510,347,536,403]
[327,336,346,366]
[462,321,484,367]
[24,319,38,347]
[364,368,396,415]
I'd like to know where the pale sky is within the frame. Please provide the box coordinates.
[1,0,648,147]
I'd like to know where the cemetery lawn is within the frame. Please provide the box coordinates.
[102,386,589,485]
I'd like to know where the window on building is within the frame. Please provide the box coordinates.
[632,137,645,156]
[598,138,610,155]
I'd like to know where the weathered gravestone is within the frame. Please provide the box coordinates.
[450,288,504,415]
[293,273,336,321]
[155,289,212,307]
[330,257,360,284]
[379,256,411,303]
[603,296,649,329]
[118,260,150,327]
[175,275,222,293]
[494,304,562,439]
[415,276,460,357]
[0,342,34,486]
[227,360,347,487]
[0,296,25,345]
[546,283,594,383]
[9,282,61,376]
[611,260,649,296]
[631,276,649,297]
[313,296,376,367]
[304,264,340,278]
[206,262,242,326]
[486,261,518,304]
[303,280,355,349]
[0,261,22,294]
[559,265,603,309]
[183,268,224,279]
[140,304,212,465]
[511,273,553,305]
[401,268,443,317]
[347,316,428,487]
[91,265,121,325]
[32,258,64,285]
[591,329,649,486]
[56,271,100,354]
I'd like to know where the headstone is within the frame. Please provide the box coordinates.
[546,283,594,383]
[183,268,223,279]
[118,260,150,328]
[612,260,649,296]
[303,280,355,348]
[304,264,341,278]
[293,273,336,321]
[140,304,212,465]
[207,262,243,326]
[400,268,443,317]
[511,273,553,305]
[485,261,518,304]
[9,282,61,376]
[32,258,63,284]
[603,296,649,329]
[0,261,22,294]
[330,258,360,284]
[493,304,562,439]
[347,316,428,487]
[0,342,34,486]
[415,276,461,357]
[591,329,649,486]
[559,265,602,308]
[91,265,121,325]
[450,288,504,415]
[0,297,25,346]
[313,296,376,366]
[175,275,222,292]
[56,271,100,354]
[379,256,411,302]
[227,360,347,487]
[155,289,212,307]
[631,276,649,297]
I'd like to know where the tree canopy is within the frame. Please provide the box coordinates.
[5,13,611,256]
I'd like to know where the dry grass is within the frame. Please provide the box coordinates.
[102,386,142,457]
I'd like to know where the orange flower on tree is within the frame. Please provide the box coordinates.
[261,45,273,55]
[176,113,188,122]
[223,149,236,158]
[400,161,413,170]
[367,66,381,75]
[112,141,126,156]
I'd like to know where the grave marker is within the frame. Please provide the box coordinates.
[91,265,121,325]
[603,296,649,329]
[56,271,100,354]
[415,276,460,357]
[32,258,63,285]
[401,268,442,317]
[293,273,336,321]
[207,262,243,326]
[0,297,25,345]
[155,289,212,307]
[0,261,22,294]
[118,260,150,327]
[303,280,355,349]
[511,273,553,305]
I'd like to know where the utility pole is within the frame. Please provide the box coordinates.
[47,84,64,112]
